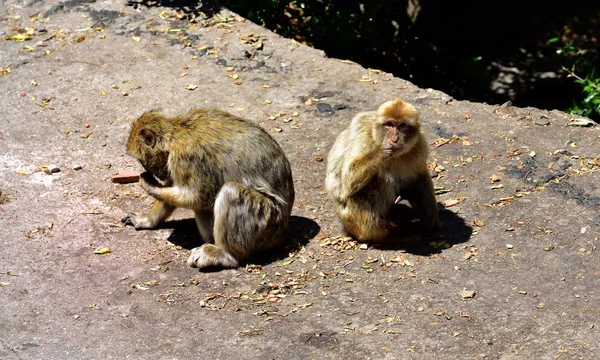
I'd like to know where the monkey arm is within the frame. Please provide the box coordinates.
[139,172,196,208]
[341,149,384,198]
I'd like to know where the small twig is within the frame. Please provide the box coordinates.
[0,271,19,276]
[34,102,55,110]
[342,259,355,268]
[220,297,231,310]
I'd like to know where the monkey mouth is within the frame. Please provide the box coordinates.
[391,144,406,154]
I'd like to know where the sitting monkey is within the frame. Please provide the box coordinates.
[123,108,295,269]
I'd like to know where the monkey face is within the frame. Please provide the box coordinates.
[126,117,171,183]
[382,120,419,154]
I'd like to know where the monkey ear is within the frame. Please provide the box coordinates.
[140,129,157,147]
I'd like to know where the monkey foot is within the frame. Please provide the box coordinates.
[121,213,136,226]
[187,244,238,270]
[121,212,157,230]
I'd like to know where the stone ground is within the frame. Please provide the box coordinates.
[1,1,599,359]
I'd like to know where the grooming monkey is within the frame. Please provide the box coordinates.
[122,108,295,269]
[325,98,439,243]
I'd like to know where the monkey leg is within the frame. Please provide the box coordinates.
[404,174,440,233]
[339,203,390,243]
[194,210,214,244]
[122,200,176,230]
[186,182,285,269]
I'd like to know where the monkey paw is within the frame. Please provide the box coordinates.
[187,244,238,270]
[121,212,155,230]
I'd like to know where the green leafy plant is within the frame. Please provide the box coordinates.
[548,35,600,119]
[565,69,600,118]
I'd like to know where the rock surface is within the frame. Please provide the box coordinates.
[1,1,599,359]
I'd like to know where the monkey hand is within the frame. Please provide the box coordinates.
[139,171,162,191]
[121,212,156,230]
[382,144,395,158]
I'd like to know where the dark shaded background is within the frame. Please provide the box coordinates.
[130,0,600,117]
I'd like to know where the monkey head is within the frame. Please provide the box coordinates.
[375,98,421,156]
[126,111,171,182]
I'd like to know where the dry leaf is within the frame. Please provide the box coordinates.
[460,289,476,299]
[442,198,463,207]
[471,219,485,227]
[94,247,112,254]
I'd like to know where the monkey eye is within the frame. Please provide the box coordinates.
[383,122,394,128]
[397,123,408,129]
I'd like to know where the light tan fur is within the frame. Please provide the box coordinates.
[325,98,439,242]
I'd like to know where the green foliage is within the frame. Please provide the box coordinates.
[567,71,600,118]
[549,35,600,119]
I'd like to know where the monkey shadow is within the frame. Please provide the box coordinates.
[372,204,473,255]
[163,215,320,269]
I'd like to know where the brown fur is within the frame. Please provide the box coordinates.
[123,108,295,269]
[325,98,439,243]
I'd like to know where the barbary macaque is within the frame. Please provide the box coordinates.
[122,108,295,269]
[325,98,439,242]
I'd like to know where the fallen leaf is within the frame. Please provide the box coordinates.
[490,174,502,183]
[132,36,141,42]
[389,255,412,266]
[471,219,485,227]
[238,328,262,336]
[94,247,112,254]
[9,33,34,41]
[185,84,198,90]
[442,198,463,207]
[543,245,555,252]
[281,259,294,266]
[568,118,595,127]
[460,289,476,299]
